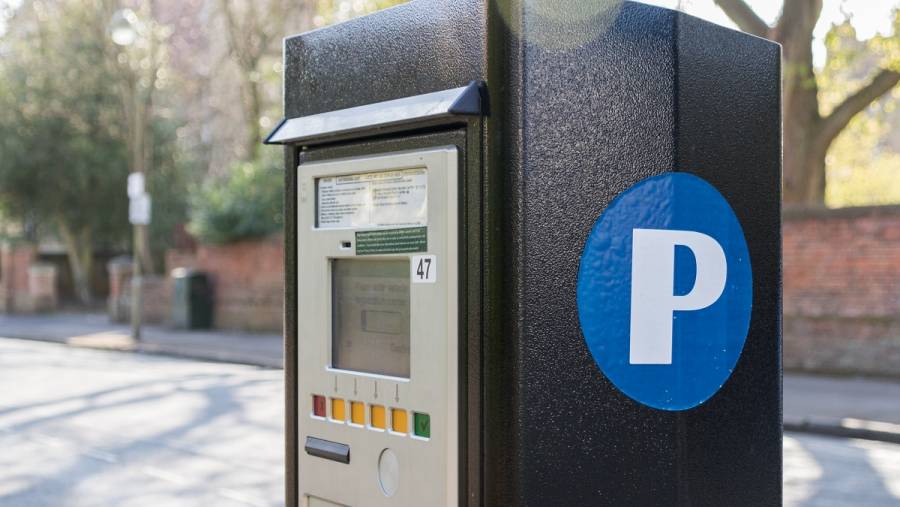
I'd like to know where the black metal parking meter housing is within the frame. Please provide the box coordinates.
[269,1,781,505]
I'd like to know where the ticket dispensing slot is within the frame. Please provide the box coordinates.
[295,147,458,506]
[305,436,351,464]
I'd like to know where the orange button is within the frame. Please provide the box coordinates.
[331,398,346,422]
[350,401,365,425]
[391,408,408,434]
[370,405,386,430]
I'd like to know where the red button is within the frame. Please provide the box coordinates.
[313,395,326,417]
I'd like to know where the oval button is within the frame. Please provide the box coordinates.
[377,448,399,497]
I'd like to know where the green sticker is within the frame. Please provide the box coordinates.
[413,412,431,438]
[356,227,427,255]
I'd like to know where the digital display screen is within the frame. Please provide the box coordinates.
[332,259,410,377]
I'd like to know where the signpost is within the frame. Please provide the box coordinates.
[129,193,152,226]
[127,172,151,340]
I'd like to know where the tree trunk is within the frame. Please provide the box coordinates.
[774,0,825,205]
[244,77,262,161]
[784,137,828,205]
[782,85,827,204]
[58,219,93,305]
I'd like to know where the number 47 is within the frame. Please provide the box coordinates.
[411,255,437,284]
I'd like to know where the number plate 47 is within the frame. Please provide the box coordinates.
[411,255,437,283]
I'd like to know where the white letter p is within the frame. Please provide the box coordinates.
[629,229,727,365]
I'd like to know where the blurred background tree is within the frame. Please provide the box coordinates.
[213,0,405,163]
[216,0,315,161]
[0,0,894,309]
[0,0,136,304]
[0,0,191,304]
[820,13,900,206]
[0,0,406,306]
[714,0,900,205]
[187,150,283,244]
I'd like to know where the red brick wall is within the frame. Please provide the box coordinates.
[106,260,171,325]
[166,234,283,333]
[0,243,36,313]
[784,206,900,376]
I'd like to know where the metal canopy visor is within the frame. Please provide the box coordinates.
[264,81,483,145]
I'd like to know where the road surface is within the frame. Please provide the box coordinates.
[0,338,897,506]
[0,338,282,507]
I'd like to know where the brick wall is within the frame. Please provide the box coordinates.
[165,234,283,333]
[108,235,283,332]
[0,243,58,313]
[105,211,900,373]
[27,263,58,312]
[107,268,171,325]
[0,243,35,312]
[784,205,900,376]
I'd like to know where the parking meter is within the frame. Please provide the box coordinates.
[268,1,782,506]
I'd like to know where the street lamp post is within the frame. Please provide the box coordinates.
[110,8,149,342]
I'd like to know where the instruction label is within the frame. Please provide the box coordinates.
[317,169,427,229]
[356,227,427,255]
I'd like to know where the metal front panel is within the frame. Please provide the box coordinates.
[296,147,459,507]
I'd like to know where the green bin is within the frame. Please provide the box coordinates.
[171,268,213,329]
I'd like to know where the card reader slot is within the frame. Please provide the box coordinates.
[305,436,350,464]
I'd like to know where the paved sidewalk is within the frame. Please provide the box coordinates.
[4,338,894,507]
[0,313,282,369]
[784,372,900,443]
[0,338,283,506]
[2,312,898,443]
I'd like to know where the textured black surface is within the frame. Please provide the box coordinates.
[496,2,782,505]
[283,0,484,119]
[510,3,679,504]
[282,0,781,505]
[674,14,782,506]
[283,144,299,507]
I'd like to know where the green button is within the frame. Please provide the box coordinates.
[413,412,430,438]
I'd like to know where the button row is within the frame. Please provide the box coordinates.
[312,395,430,439]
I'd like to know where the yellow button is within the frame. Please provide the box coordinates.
[331,398,345,422]
[370,405,386,430]
[350,401,365,425]
[391,408,408,434]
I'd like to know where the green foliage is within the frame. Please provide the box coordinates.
[146,118,194,267]
[187,153,283,244]
[0,0,193,301]
[819,12,900,207]
[0,0,130,244]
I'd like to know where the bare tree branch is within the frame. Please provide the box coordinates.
[818,68,900,147]
[712,0,770,38]
[773,0,822,45]
[218,0,246,66]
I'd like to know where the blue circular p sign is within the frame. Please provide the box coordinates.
[576,173,752,411]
